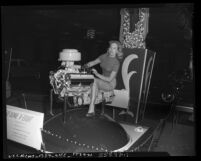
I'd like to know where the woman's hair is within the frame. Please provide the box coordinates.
[107,40,124,60]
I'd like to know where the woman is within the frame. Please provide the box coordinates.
[85,40,123,117]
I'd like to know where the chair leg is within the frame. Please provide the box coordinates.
[50,89,54,116]
[101,93,105,115]
[63,95,67,124]
[101,100,105,115]
[112,108,115,120]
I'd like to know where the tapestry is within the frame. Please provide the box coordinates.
[119,8,149,49]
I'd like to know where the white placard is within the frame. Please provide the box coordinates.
[6,105,44,150]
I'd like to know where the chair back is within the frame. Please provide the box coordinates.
[115,48,156,123]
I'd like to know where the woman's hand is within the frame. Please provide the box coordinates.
[91,68,99,76]
[86,62,93,68]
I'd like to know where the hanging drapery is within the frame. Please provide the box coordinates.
[119,8,149,49]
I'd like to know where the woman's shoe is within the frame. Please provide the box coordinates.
[86,112,95,117]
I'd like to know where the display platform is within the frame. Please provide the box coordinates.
[6,94,150,154]
[42,108,129,153]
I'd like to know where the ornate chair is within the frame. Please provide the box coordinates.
[100,54,138,119]
[100,48,156,123]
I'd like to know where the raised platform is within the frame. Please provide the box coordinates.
[42,108,149,153]
[42,108,129,153]
[6,93,154,155]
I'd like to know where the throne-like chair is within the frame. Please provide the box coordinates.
[100,48,156,123]
[99,53,138,119]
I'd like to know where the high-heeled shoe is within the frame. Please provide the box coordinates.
[86,112,95,117]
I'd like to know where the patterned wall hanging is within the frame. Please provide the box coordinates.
[119,8,149,49]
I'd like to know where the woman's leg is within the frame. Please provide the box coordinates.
[87,79,98,113]
[87,78,116,114]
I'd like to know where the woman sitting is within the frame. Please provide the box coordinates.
[85,40,123,117]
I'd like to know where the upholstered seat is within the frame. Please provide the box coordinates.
[96,90,115,104]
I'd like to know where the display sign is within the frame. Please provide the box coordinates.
[6,105,44,150]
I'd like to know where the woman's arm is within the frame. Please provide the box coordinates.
[87,58,101,67]
[92,69,117,82]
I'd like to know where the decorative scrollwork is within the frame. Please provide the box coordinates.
[120,8,149,49]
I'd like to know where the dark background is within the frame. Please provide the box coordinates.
[2,4,193,97]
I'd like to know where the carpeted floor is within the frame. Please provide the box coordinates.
[153,120,195,156]
[144,104,195,156]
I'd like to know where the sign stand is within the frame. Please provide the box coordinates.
[40,128,46,153]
